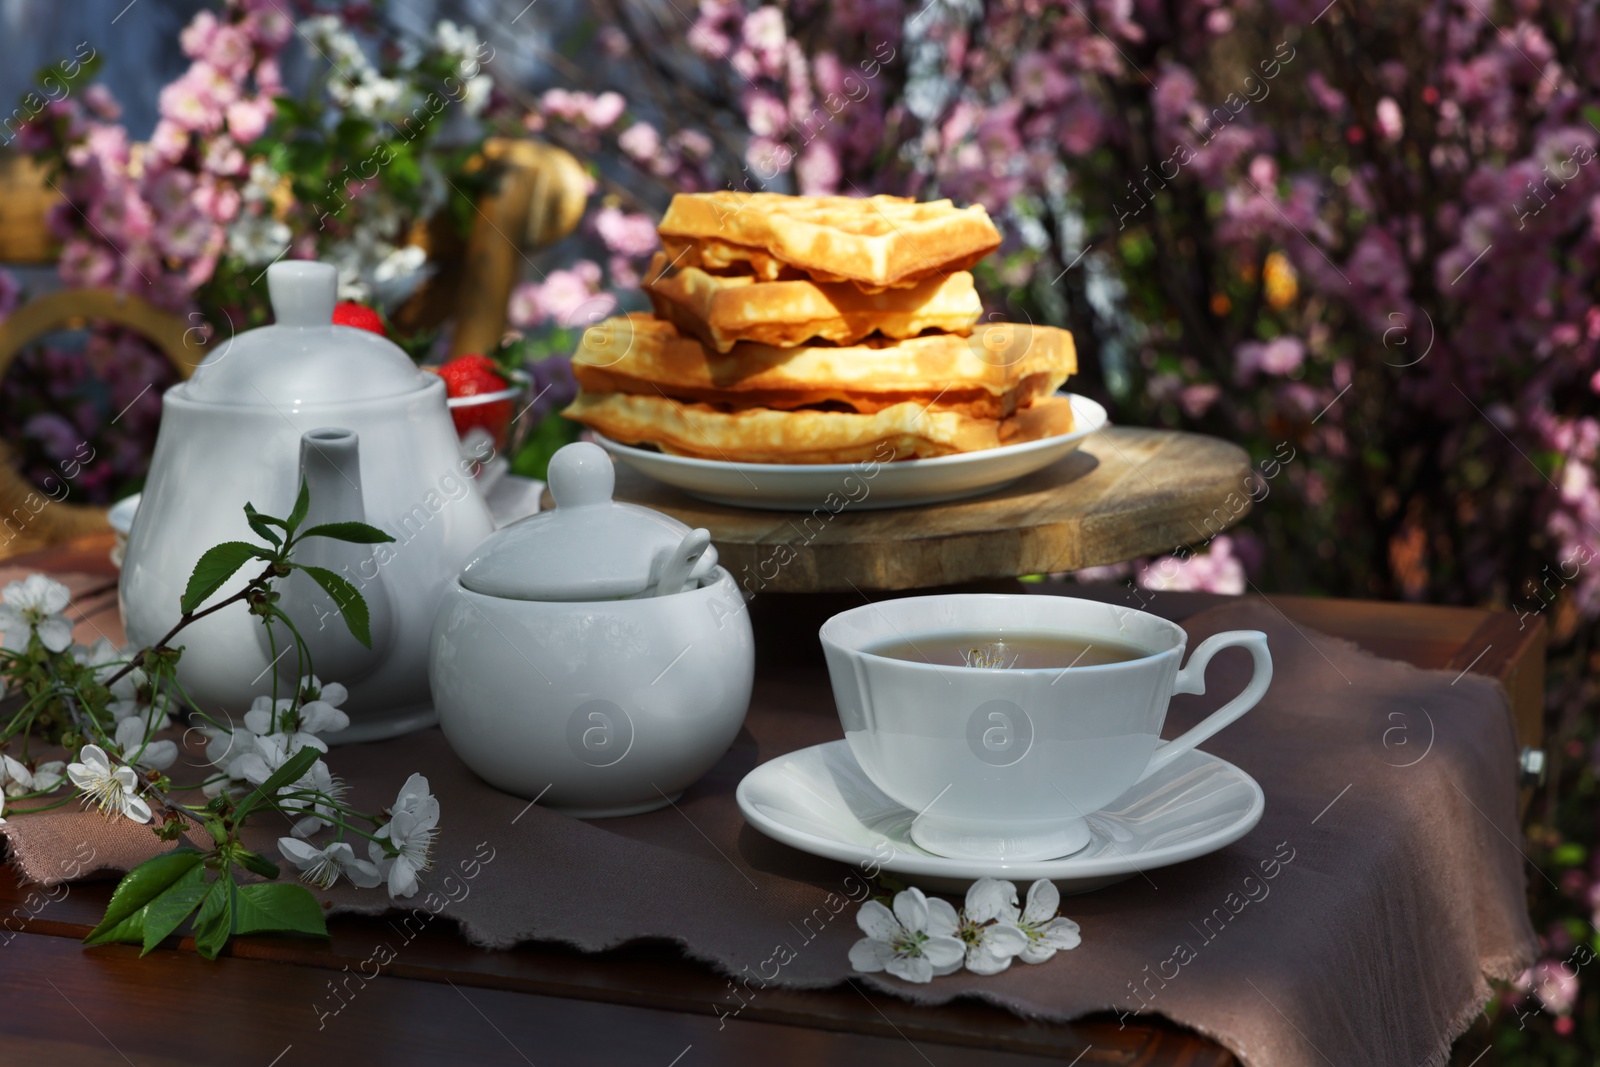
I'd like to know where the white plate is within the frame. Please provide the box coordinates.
[593,393,1107,511]
[736,740,1264,894]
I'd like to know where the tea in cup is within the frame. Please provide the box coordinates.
[819,595,1271,862]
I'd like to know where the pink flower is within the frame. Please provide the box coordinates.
[1179,383,1221,419]
[617,122,661,162]
[1152,64,1203,130]
[608,254,641,290]
[90,186,155,243]
[537,267,616,328]
[1235,337,1306,380]
[598,26,629,57]
[1015,52,1072,106]
[243,9,293,49]
[59,240,117,288]
[205,25,255,76]
[193,177,241,224]
[744,91,788,137]
[1375,97,1404,142]
[158,207,218,260]
[1529,960,1579,1016]
[742,7,787,57]
[83,85,122,121]
[796,141,842,195]
[507,282,546,328]
[202,136,245,176]
[145,169,196,216]
[593,207,659,258]
[670,129,713,161]
[585,92,626,129]
[226,95,275,144]
[255,57,285,97]
[1058,100,1105,156]
[1306,72,1347,113]
[180,11,219,60]
[159,69,224,133]
[1139,536,1246,595]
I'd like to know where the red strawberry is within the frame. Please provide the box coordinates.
[333,302,386,336]
[438,354,513,448]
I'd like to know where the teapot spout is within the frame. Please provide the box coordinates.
[268,428,394,686]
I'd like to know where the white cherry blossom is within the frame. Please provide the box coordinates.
[278,837,381,890]
[66,744,151,823]
[848,886,965,984]
[0,575,74,653]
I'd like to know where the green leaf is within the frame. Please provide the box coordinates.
[181,542,267,614]
[297,521,396,545]
[84,850,204,947]
[140,865,210,955]
[235,745,322,820]
[234,883,328,939]
[235,849,281,880]
[192,875,234,960]
[286,477,311,535]
[243,502,284,546]
[293,564,373,648]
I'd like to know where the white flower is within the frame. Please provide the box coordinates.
[242,682,348,753]
[369,773,439,899]
[285,759,346,838]
[226,732,304,786]
[459,75,491,116]
[73,637,122,676]
[297,675,348,711]
[29,761,65,794]
[1,755,34,797]
[226,213,291,266]
[0,574,74,653]
[848,886,966,984]
[1,754,65,798]
[278,837,381,890]
[955,878,1031,975]
[66,744,151,824]
[1010,879,1081,964]
[102,652,174,731]
[112,716,177,772]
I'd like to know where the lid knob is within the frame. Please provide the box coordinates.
[547,442,615,508]
[268,261,339,327]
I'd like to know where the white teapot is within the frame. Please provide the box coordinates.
[119,261,496,742]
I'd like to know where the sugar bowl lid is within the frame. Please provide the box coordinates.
[179,261,430,406]
[460,442,698,601]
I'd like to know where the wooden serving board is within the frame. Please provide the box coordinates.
[604,426,1255,592]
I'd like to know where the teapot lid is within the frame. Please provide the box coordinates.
[459,442,697,601]
[179,261,430,406]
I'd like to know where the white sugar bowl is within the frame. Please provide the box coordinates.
[429,442,754,817]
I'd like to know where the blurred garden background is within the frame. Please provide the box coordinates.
[1,0,1597,1059]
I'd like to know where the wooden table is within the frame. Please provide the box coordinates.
[0,535,1544,1067]
[606,427,1257,591]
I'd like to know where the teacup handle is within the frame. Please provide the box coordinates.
[1137,630,1272,783]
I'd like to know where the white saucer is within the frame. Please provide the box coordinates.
[593,393,1107,511]
[736,740,1264,894]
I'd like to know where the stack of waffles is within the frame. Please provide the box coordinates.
[562,192,1077,464]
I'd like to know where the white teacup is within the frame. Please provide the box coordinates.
[819,595,1271,862]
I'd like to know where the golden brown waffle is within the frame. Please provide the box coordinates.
[571,314,1075,418]
[643,252,982,351]
[656,193,1003,290]
[563,392,1075,464]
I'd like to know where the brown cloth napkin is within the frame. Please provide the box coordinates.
[1,597,1536,1067]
